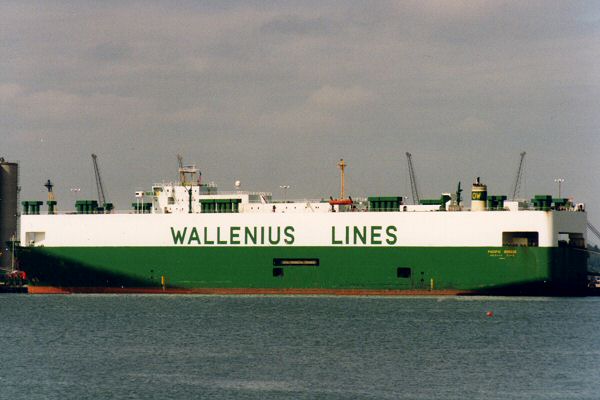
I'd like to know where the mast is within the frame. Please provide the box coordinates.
[44,179,55,201]
[337,159,347,199]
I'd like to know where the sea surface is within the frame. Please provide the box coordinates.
[1,295,599,400]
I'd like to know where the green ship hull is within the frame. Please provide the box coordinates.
[18,246,588,295]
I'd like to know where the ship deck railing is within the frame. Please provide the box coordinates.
[21,210,160,215]
[20,204,586,215]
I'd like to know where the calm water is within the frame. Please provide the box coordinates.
[1,295,599,400]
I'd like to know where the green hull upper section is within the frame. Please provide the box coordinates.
[19,246,588,294]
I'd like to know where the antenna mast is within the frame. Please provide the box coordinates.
[44,179,55,201]
[176,154,199,187]
[177,154,184,185]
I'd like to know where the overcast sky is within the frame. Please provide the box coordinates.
[2,1,599,233]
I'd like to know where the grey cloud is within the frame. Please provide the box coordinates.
[86,42,133,63]
[1,1,598,228]
[260,15,335,36]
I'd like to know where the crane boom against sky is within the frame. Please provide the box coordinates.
[406,152,420,205]
[511,152,526,200]
[91,154,107,206]
[589,222,600,244]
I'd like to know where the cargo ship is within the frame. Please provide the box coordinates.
[16,160,590,295]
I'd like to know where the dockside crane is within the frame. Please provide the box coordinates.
[511,151,526,200]
[406,152,421,205]
[91,154,108,210]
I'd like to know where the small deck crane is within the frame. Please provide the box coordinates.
[91,154,109,210]
[406,152,421,205]
[511,152,526,200]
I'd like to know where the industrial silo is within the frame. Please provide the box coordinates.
[0,158,19,271]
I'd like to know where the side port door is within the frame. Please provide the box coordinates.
[396,267,414,289]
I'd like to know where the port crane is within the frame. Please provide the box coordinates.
[406,152,421,205]
[91,154,108,208]
[511,152,526,200]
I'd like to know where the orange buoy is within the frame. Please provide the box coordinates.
[486,311,494,317]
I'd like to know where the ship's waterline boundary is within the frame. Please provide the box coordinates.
[26,286,471,296]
